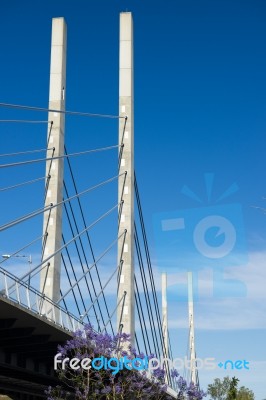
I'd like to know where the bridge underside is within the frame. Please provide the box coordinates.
[0,296,72,399]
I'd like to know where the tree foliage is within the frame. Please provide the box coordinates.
[208,377,254,400]
[236,386,255,400]
[208,377,231,400]
[46,324,206,400]
[227,377,239,400]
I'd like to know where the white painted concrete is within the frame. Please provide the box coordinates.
[117,12,135,342]
[40,18,67,305]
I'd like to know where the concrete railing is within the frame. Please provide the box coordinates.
[0,266,83,332]
[0,267,178,398]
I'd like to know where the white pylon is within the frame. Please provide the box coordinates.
[117,12,135,342]
[188,271,196,385]
[162,272,169,384]
[40,18,67,306]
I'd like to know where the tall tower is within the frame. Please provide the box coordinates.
[188,271,197,384]
[162,273,168,356]
[40,18,67,304]
[117,12,135,340]
[162,272,169,384]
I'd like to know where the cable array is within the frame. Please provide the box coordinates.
[0,147,54,158]
[0,176,46,192]
[134,173,174,387]
[0,173,124,232]
[0,144,120,169]
[0,102,125,119]
[1,107,123,336]
[0,102,183,393]
[0,119,51,124]
[19,202,121,283]
[63,145,118,334]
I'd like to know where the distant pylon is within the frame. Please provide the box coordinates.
[188,271,196,385]
[162,272,169,384]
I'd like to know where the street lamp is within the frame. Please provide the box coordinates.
[1,254,32,285]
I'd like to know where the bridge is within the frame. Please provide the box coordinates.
[0,13,199,399]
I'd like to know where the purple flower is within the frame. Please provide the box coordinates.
[101,386,111,394]
[45,324,206,400]
[171,368,179,378]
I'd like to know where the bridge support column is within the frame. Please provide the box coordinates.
[162,272,169,384]
[162,273,168,355]
[40,18,67,305]
[117,12,134,342]
[188,272,196,384]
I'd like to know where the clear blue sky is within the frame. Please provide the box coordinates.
[0,0,266,398]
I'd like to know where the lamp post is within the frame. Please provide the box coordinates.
[1,254,32,285]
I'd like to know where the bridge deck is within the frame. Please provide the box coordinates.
[0,296,73,399]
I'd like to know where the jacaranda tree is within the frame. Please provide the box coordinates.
[46,324,206,400]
